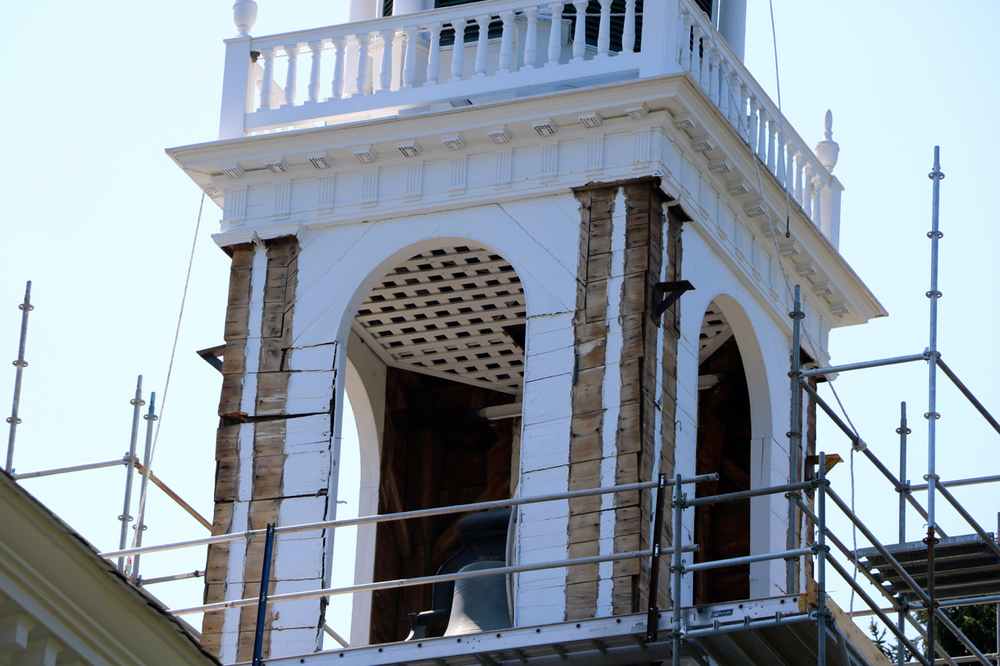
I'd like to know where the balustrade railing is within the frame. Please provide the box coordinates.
[223,1,643,134]
[674,0,840,242]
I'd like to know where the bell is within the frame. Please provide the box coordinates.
[442,561,512,636]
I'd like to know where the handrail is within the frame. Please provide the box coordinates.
[102,475,717,560]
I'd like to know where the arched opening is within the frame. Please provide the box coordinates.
[693,300,752,605]
[345,243,526,644]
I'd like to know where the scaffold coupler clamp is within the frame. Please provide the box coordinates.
[809,542,829,557]
[852,438,867,453]
[896,480,910,495]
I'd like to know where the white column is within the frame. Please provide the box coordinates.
[393,0,427,14]
[766,118,777,174]
[547,3,564,66]
[717,0,747,60]
[811,174,822,226]
[219,37,255,140]
[748,96,759,152]
[803,164,814,219]
[709,48,720,104]
[794,152,805,206]
[523,7,540,69]
[690,24,702,79]
[426,23,442,84]
[784,138,795,191]
[757,108,768,162]
[450,19,467,80]
[678,12,692,71]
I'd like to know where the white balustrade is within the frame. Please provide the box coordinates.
[673,0,841,240]
[221,0,840,243]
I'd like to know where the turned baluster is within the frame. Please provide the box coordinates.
[794,152,805,206]
[402,26,418,87]
[426,23,442,84]
[355,32,371,95]
[597,0,612,57]
[747,96,759,152]
[811,174,823,226]
[803,163,814,219]
[679,12,692,70]
[282,44,299,106]
[450,18,467,81]
[767,118,777,174]
[499,12,515,73]
[474,14,490,77]
[757,108,768,162]
[572,1,588,62]
[738,83,749,136]
[548,3,564,66]
[260,47,276,109]
[378,29,395,92]
[690,24,702,78]
[708,48,720,104]
[307,41,323,103]
[523,7,539,69]
[329,38,346,100]
[718,62,730,118]
[623,0,636,53]
[784,138,795,191]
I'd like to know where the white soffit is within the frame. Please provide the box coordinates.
[352,246,526,394]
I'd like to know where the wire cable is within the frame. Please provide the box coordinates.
[130,193,206,552]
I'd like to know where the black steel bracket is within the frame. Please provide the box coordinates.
[651,281,695,325]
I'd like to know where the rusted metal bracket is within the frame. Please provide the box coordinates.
[651,280,695,325]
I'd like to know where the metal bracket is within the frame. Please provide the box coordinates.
[651,280,695,325]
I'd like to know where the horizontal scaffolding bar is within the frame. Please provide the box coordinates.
[905,655,1000,666]
[938,359,1000,437]
[826,552,932,666]
[800,353,927,378]
[934,483,1000,559]
[104,476,716,560]
[171,548,655,616]
[937,594,1000,609]
[139,570,205,586]
[682,547,812,573]
[910,474,1000,492]
[13,458,124,480]
[801,381,948,538]
[684,480,814,507]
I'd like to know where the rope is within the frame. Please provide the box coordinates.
[828,380,861,617]
[130,193,206,551]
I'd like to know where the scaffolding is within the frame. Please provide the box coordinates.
[5,149,1000,666]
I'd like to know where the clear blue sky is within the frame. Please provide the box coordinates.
[0,0,997,643]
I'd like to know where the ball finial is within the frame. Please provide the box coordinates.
[815,109,840,173]
[234,0,258,37]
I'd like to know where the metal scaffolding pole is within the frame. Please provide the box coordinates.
[5,281,33,474]
[817,451,829,666]
[787,284,803,594]
[117,376,144,573]
[925,146,945,665]
[899,401,911,666]
[131,392,157,582]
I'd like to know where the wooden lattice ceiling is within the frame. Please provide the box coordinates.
[352,246,526,394]
[699,303,733,365]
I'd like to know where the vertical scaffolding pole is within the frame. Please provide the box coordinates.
[252,523,276,666]
[671,473,683,666]
[131,392,157,582]
[925,147,944,664]
[898,401,910,666]
[117,376,144,573]
[787,284,804,593]
[817,451,829,666]
[5,281,33,474]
